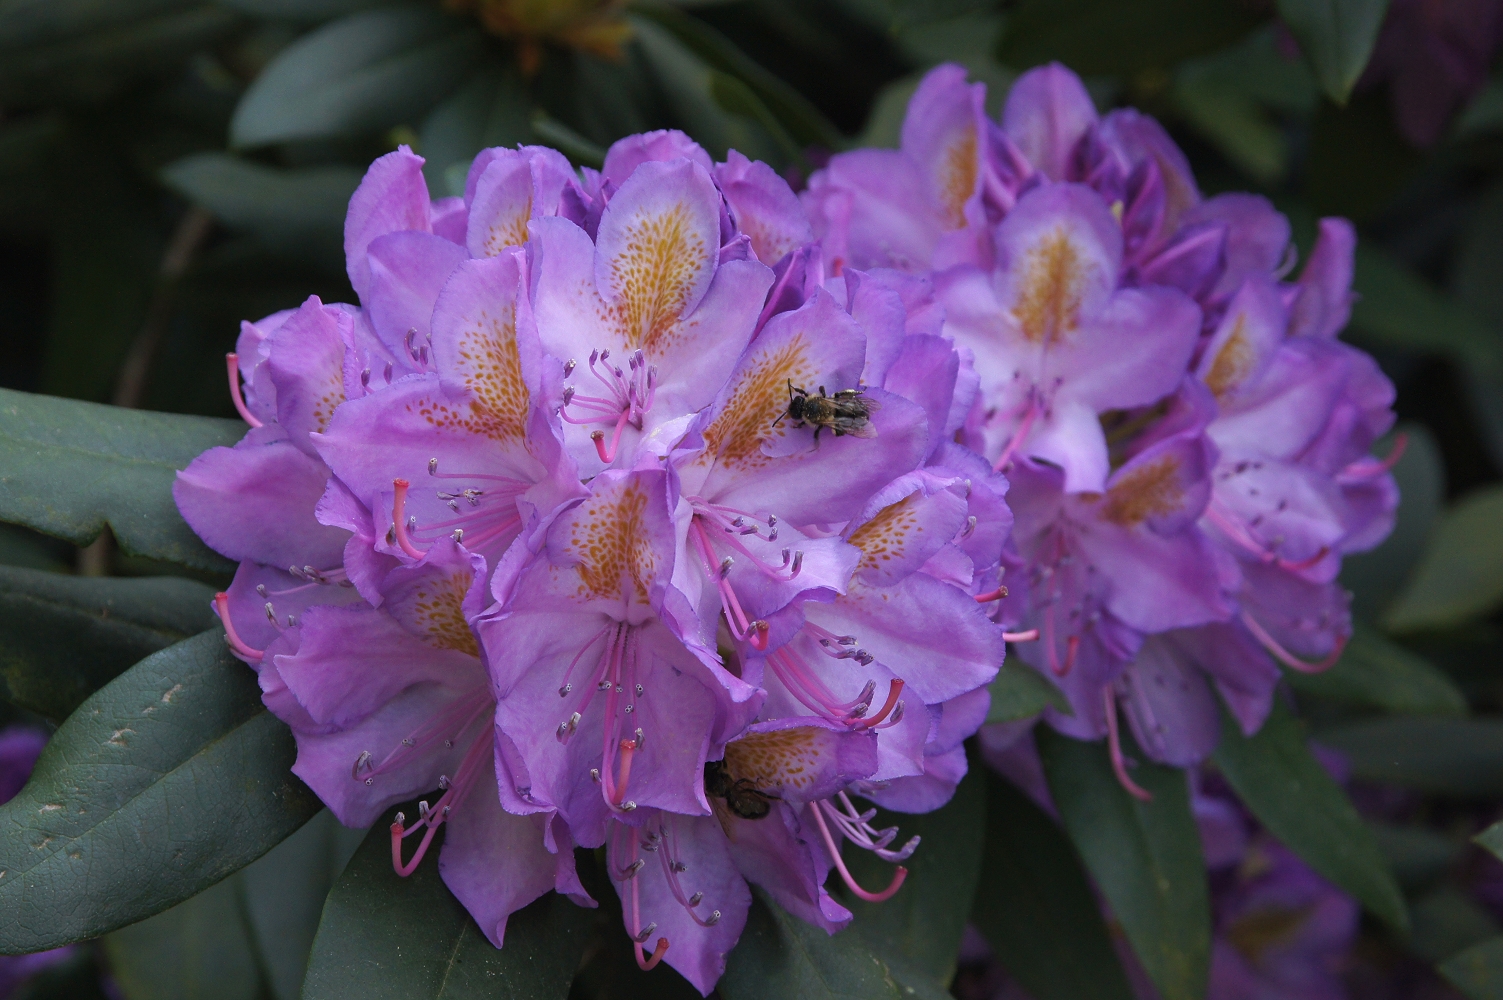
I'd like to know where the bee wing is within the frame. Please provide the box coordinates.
[835,416,880,438]
[710,796,739,841]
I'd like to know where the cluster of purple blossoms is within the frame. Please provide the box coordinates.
[175,57,1398,992]
[805,62,1399,798]
[177,129,1010,992]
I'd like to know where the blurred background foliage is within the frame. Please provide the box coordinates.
[7,0,1503,998]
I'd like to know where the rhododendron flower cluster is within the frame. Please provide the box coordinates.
[805,62,1398,797]
[177,130,1007,993]
[175,58,1398,994]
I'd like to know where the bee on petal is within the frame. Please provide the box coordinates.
[780,381,879,442]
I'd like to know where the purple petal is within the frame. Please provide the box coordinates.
[266,296,352,454]
[901,63,989,230]
[716,150,813,265]
[1116,636,1220,766]
[601,129,714,187]
[364,231,469,358]
[1003,63,1097,181]
[346,146,431,301]
[1290,217,1357,340]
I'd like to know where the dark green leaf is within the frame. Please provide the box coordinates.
[986,663,1070,724]
[230,4,483,150]
[628,16,780,164]
[1284,624,1466,715]
[0,631,320,952]
[838,765,985,987]
[971,769,1134,1000]
[1349,247,1502,371]
[0,387,240,573]
[709,71,802,163]
[1385,485,1503,632]
[1369,822,1462,891]
[213,0,379,19]
[530,113,606,170]
[0,0,196,51]
[302,811,589,1000]
[106,872,269,1000]
[1274,0,1390,103]
[0,565,216,722]
[1410,886,1501,964]
[1441,935,1503,1000]
[631,2,846,151]
[1457,78,1503,137]
[1316,717,1503,797]
[999,0,1266,75]
[1037,727,1210,1000]
[719,888,948,1000]
[161,155,362,273]
[1213,700,1408,932]
[1477,821,1503,865]
[418,70,532,197]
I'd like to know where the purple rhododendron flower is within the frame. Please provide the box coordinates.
[807,61,1398,792]
[181,126,1009,994]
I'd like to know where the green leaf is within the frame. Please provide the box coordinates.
[530,113,607,169]
[708,71,803,164]
[628,16,780,164]
[0,565,216,722]
[161,154,362,273]
[1212,700,1408,932]
[1284,624,1466,715]
[1349,246,1503,372]
[986,663,1070,724]
[1037,727,1210,1000]
[0,631,320,952]
[1275,0,1390,103]
[971,769,1135,1000]
[1385,485,1503,632]
[1442,935,1503,999]
[630,1,846,151]
[0,387,240,573]
[0,0,196,51]
[213,0,378,19]
[1369,821,1462,891]
[838,765,986,987]
[1478,820,1503,864]
[106,872,270,1000]
[1316,717,1503,798]
[302,811,590,1000]
[418,70,532,197]
[719,888,948,1000]
[1456,78,1503,138]
[999,0,1266,76]
[230,4,483,150]
[1410,886,1502,964]
[111,809,363,1000]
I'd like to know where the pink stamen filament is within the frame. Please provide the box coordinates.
[1338,432,1408,481]
[1239,611,1348,674]
[975,587,1008,603]
[391,479,426,559]
[367,694,491,780]
[591,410,632,463]
[1103,688,1153,803]
[390,725,494,876]
[810,801,907,902]
[993,401,1039,472]
[225,354,263,428]
[1003,629,1040,642]
[1204,503,1329,574]
[609,823,671,971]
[688,521,774,648]
[214,592,265,661]
[1044,603,1078,677]
[852,679,904,729]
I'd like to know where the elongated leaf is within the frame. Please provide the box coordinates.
[839,766,985,987]
[1213,701,1408,932]
[302,809,589,1000]
[0,631,320,952]
[0,387,240,573]
[1349,247,1503,373]
[214,0,378,19]
[161,154,361,273]
[0,565,216,721]
[231,4,483,149]
[1275,0,1391,103]
[999,0,1266,76]
[719,889,948,1000]
[1343,424,1444,622]
[987,663,1070,724]
[1411,886,1501,963]
[106,872,268,1000]
[1369,821,1461,891]
[1316,717,1503,797]
[1037,728,1210,1000]
[971,769,1134,1000]
[0,0,196,51]
[631,1,845,151]
[418,70,531,197]
[1477,820,1503,863]
[1385,485,1503,632]
[1441,935,1503,1000]
[1284,624,1466,715]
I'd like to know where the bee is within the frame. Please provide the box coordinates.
[779,381,879,442]
[704,759,778,822]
